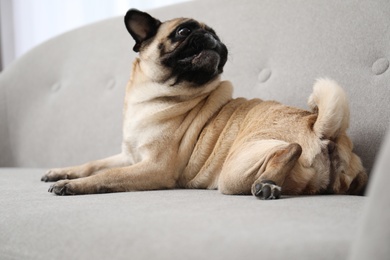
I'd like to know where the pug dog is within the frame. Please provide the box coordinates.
[41,9,367,199]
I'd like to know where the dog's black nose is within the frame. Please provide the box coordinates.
[192,32,218,50]
[203,33,218,49]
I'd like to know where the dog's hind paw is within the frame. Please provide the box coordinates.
[251,180,281,200]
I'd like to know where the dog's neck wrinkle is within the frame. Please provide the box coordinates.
[175,81,233,168]
[144,93,211,123]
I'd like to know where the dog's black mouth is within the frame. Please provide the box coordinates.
[178,51,200,63]
[177,51,201,64]
[178,49,219,65]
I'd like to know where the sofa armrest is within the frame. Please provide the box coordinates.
[348,124,390,260]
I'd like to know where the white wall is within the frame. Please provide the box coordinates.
[0,0,190,70]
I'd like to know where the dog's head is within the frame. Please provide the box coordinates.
[124,9,228,87]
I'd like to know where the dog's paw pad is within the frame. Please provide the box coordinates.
[252,180,281,200]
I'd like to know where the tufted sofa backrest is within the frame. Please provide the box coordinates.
[0,0,389,172]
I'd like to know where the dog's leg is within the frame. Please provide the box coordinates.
[47,161,175,195]
[41,153,130,182]
[219,140,302,200]
[327,135,368,195]
[251,143,302,199]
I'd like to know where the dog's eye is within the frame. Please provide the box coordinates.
[177,27,191,37]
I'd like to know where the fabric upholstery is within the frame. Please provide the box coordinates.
[0,18,129,167]
[0,0,389,259]
[0,169,366,260]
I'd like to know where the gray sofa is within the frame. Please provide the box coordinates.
[1,0,389,259]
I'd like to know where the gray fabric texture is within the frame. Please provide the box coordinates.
[0,18,129,167]
[0,169,365,260]
[0,0,389,173]
[0,0,390,259]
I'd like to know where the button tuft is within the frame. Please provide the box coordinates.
[107,79,116,90]
[372,58,389,75]
[51,83,61,92]
[258,68,272,83]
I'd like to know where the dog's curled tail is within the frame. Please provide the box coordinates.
[308,78,350,140]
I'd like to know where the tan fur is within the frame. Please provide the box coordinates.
[43,17,367,198]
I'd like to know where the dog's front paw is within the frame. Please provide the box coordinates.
[48,180,76,195]
[41,169,69,182]
[251,180,281,200]
[41,166,89,182]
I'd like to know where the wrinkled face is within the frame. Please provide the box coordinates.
[125,9,228,86]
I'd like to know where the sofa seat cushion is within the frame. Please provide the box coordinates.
[0,169,365,260]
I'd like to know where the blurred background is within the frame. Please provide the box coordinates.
[0,0,190,71]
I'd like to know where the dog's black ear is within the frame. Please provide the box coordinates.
[124,9,161,52]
